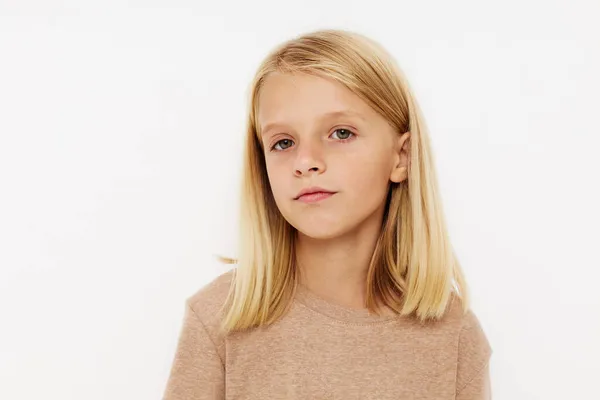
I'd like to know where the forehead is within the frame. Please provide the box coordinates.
[256,72,372,127]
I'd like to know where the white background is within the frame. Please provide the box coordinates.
[1,1,599,399]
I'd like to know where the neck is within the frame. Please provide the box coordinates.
[294,203,386,310]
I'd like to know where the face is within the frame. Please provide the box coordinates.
[257,72,410,240]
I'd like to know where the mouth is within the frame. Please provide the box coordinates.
[295,189,336,203]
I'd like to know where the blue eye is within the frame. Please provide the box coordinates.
[331,128,354,140]
[272,138,294,151]
[270,128,356,152]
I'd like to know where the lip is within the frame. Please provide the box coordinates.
[296,192,335,203]
[294,186,336,202]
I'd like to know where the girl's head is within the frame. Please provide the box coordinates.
[219,29,469,333]
[257,71,410,241]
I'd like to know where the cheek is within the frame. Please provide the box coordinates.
[265,162,288,200]
[340,151,391,192]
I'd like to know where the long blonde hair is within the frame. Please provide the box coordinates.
[217,28,470,333]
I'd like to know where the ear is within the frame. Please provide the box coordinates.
[390,131,411,183]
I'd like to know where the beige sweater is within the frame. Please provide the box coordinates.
[163,269,492,399]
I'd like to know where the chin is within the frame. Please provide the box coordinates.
[292,221,349,241]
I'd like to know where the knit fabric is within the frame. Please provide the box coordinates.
[163,269,492,399]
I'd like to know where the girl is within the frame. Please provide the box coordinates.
[163,28,492,399]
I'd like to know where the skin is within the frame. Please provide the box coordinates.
[257,71,410,310]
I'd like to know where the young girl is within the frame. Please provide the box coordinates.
[163,28,492,399]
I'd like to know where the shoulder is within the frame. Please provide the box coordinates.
[446,294,493,390]
[443,293,491,348]
[185,267,235,336]
[450,294,492,354]
[426,293,492,364]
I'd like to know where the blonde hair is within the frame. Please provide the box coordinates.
[217,28,470,333]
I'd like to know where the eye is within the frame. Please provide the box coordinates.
[271,138,294,151]
[331,128,355,140]
[269,128,356,152]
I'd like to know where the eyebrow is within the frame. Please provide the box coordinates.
[260,109,366,138]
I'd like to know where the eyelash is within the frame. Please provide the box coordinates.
[269,128,356,152]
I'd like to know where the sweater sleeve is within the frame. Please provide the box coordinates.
[162,300,225,400]
[455,310,493,400]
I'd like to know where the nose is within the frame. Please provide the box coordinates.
[293,140,326,176]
